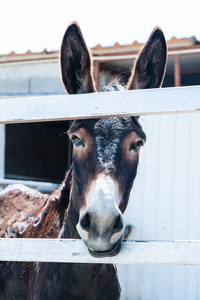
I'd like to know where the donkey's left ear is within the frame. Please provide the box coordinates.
[60,22,96,94]
[127,27,167,90]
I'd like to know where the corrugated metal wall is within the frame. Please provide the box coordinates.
[118,113,200,300]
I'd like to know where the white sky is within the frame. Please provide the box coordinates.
[0,0,199,55]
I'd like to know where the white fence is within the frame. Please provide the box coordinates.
[0,86,200,124]
[1,85,200,266]
[1,239,200,265]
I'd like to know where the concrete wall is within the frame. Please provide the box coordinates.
[0,60,65,95]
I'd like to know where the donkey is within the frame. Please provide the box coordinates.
[0,22,167,299]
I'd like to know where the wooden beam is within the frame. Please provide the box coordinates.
[0,239,200,265]
[0,86,200,124]
[92,48,200,62]
[174,55,181,87]
[94,61,100,91]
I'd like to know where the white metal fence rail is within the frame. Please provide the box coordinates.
[0,239,200,265]
[1,85,200,265]
[0,86,200,124]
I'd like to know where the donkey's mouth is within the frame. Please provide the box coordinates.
[88,238,122,258]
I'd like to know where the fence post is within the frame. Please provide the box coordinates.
[174,55,181,87]
[0,124,5,179]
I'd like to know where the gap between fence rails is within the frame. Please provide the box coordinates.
[0,239,200,265]
[0,86,200,124]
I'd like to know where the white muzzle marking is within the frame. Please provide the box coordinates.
[76,175,124,249]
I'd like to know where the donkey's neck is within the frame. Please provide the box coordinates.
[22,167,121,299]
[59,167,80,239]
[57,171,121,299]
[60,200,80,239]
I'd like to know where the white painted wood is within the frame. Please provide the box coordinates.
[0,86,200,124]
[0,124,5,178]
[0,239,200,265]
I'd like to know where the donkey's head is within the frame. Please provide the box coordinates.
[60,22,167,257]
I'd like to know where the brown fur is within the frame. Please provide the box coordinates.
[0,185,48,238]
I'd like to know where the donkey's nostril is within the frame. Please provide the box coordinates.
[80,212,91,231]
[113,215,124,233]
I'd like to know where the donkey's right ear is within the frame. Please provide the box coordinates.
[60,22,96,94]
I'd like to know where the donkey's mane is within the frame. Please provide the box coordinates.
[104,79,125,92]
[103,79,146,139]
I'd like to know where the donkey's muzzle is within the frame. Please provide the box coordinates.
[88,236,123,258]
[76,175,125,257]
[78,209,124,257]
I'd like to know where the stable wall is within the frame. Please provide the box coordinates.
[1,59,200,299]
[118,113,200,300]
[0,60,65,95]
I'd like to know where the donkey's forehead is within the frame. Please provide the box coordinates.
[68,117,146,140]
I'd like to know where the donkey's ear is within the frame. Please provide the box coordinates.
[60,22,96,94]
[127,27,167,90]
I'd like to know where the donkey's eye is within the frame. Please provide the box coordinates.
[129,141,143,152]
[71,135,85,147]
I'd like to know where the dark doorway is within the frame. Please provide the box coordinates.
[5,121,72,183]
